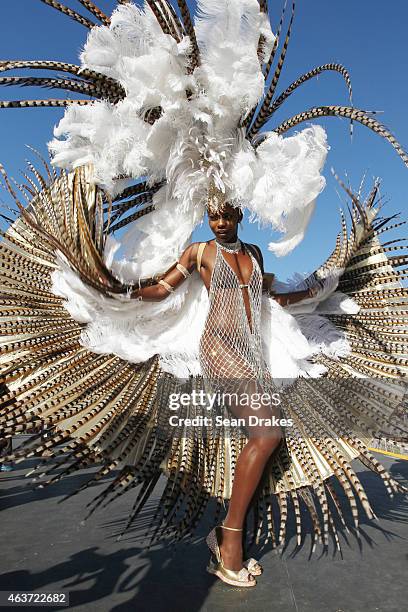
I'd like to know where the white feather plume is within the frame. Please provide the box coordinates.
[48,1,329,286]
[194,0,274,121]
[240,125,329,255]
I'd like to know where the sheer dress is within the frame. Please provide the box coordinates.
[198,241,280,423]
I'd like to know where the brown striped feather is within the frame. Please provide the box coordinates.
[77,1,110,25]
[40,0,97,29]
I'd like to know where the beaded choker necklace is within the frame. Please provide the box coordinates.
[215,237,242,253]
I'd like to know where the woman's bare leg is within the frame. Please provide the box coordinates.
[202,339,282,570]
[218,383,283,571]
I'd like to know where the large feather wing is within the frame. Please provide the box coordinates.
[1,165,407,552]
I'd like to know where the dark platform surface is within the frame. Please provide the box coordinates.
[1,450,407,612]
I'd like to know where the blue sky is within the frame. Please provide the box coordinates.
[0,0,407,281]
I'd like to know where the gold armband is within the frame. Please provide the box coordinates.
[176,262,191,278]
[158,279,175,293]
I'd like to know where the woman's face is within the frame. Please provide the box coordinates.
[207,205,242,241]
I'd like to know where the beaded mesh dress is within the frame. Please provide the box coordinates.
[199,240,278,415]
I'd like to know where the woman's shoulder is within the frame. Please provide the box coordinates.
[189,239,214,245]
[244,242,264,273]
[186,241,214,271]
[244,242,263,259]
[188,240,214,253]
[244,241,262,251]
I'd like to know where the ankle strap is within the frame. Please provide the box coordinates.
[221,525,242,532]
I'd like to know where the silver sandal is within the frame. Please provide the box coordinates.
[206,525,257,588]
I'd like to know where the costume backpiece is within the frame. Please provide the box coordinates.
[0,1,407,551]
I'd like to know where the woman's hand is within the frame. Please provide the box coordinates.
[271,288,311,307]
[270,277,335,306]
[262,273,275,294]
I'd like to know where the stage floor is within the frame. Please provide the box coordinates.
[1,448,407,612]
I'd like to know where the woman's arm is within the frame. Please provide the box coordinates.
[262,272,275,294]
[245,243,322,305]
[270,286,319,307]
[129,243,197,301]
[250,243,321,303]
[254,244,322,305]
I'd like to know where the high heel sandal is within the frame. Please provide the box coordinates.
[243,557,263,577]
[206,525,257,588]
[223,525,263,576]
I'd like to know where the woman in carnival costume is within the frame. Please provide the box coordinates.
[0,0,407,588]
